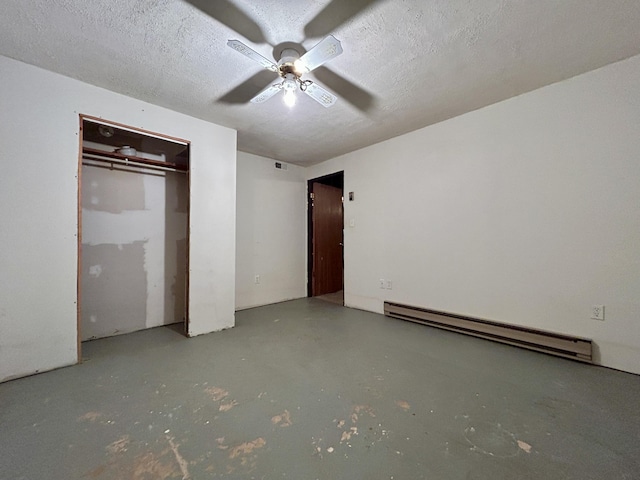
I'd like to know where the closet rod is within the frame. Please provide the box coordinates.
[82,153,187,174]
[83,147,188,171]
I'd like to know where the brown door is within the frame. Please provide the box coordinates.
[311,183,344,296]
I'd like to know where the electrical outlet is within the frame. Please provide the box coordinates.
[255,275,260,284]
[385,280,393,290]
[379,279,385,289]
[591,305,605,321]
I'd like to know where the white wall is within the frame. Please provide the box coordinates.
[0,56,236,382]
[307,54,640,374]
[81,165,188,340]
[235,152,307,310]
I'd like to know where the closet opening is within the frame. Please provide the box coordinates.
[77,116,190,358]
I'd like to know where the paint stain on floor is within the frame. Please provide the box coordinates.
[517,440,532,453]
[209,436,268,474]
[464,422,520,458]
[78,411,103,422]
[84,431,194,480]
[224,437,267,473]
[166,435,191,479]
[131,450,179,480]
[205,387,229,402]
[352,404,376,423]
[318,404,385,455]
[88,447,181,479]
[271,410,292,427]
[395,400,411,411]
[204,386,238,413]
[228,437,266,459]
[218,399,238,412]
[84,465,107,478]
[106,435,130,455]
[340,427,358,443]
[216,437,228,451]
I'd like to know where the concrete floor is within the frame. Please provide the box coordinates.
[315,290,344,306]
[2,299,639,480]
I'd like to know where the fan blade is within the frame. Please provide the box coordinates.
[218,71,279,104]
[313,67,376,112]
[299,35,343,72]
[227,40,277,71]
[251,83,282,104]
[303,82,338,108]
[304,0,384,39]
[185,0,267,44]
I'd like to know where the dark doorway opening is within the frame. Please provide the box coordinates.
[307,171,344,305]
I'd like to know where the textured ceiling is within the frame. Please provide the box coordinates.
[2,0,640,165]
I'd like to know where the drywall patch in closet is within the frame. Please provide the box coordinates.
[82,242,147,340]
[81,165,146,213]
[79,117,190,342]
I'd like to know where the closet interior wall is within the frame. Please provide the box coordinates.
[80,119,189,341]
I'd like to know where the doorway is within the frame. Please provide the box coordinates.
[77,116,190,358]
[308,172,344,305]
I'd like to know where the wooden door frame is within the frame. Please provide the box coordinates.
[77,114,191,361]
[307,171,344,298]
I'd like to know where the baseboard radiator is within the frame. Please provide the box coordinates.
[384,302,593,363]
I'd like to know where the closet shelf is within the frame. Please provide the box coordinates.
[82,147,188,172]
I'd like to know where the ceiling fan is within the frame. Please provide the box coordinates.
[186,0,381,111]
[227,35,343,108]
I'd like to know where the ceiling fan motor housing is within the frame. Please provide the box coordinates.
[277,48,303,78]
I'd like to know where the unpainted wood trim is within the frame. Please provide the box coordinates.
[76,117,83,363]
[185,145,191,336]
[79,114,190,145]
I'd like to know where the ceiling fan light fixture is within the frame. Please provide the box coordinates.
[283,88,296,107]
[98,125,114,138]
[293,58,308,75]
[282,74,297,107]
